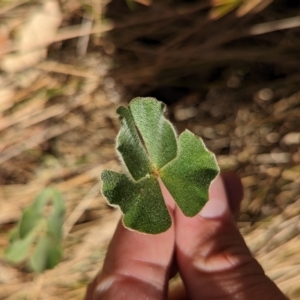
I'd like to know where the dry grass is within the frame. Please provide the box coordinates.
[0,0,300,299]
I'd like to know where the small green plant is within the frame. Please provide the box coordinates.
[101,97,219,234]
[5,188,65,273]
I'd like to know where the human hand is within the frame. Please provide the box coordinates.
[85,173,287,300]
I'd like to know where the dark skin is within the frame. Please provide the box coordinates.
[85,173,288,300]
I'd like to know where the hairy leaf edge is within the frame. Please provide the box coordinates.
[160,129,219,173]
[100,171,169,234]
[159,129,220,216]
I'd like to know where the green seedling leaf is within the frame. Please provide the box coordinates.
[129,98,177,170]
[160,131,219,216]
[5,188,65,273]
[101,171,171,234]
[18,188,52,239]
[47,189,65,241]
[5,230,37,263]
[101,97,219,234]
[8,227,19,243]
[116,106,153,180]
[29,235,62,273]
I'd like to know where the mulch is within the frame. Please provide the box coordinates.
[0,0,300,298]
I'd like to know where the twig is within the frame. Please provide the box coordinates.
[0,23,113,56]
[0,0,29,15]
[0,118,83,165]
[63,182,101,236]
[35,61,98,79]
[31,274,44,300]
[249,16,300,35]
[77,14,93,57]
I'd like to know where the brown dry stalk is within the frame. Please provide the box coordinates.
[36,61,98,79]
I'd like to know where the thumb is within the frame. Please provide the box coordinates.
[174,173,287,300]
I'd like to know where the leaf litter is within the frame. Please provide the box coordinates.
[0,0,300,298]
[1,0,62,73]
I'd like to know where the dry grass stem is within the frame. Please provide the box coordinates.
[1,0,300,298]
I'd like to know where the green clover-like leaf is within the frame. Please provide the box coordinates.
[102,171,171,234]
[5,188,65,273]
[101,97,219,234]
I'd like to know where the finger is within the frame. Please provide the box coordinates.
[85,183,176,300]
[221,171,244,216]
[85,274,99,300]
[175,174,286,300]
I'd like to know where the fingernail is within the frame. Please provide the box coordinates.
[200,197,228,219]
